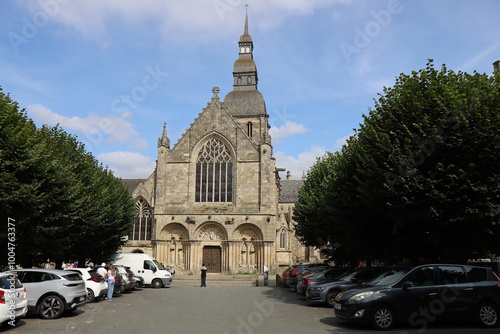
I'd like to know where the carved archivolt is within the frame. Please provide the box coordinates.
[233,223,263,241]
[161,223,189,241]
[197,223,227,241]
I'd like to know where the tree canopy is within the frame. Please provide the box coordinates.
[0,87,135,268]
[294,61,500,264]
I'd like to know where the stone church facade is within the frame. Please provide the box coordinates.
[122,14,320,274]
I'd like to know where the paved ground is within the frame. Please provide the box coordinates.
[2,283,498,334]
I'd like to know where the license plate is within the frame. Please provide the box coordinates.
[334,302,342,310]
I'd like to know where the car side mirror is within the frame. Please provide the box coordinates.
[402,281,413,290]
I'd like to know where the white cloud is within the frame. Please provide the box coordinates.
[18,0,344,43]
[275,145,326,180]
[27,104,147,150]
[334,133,354,149]
[97,151,155,179]
[270,121,308,142]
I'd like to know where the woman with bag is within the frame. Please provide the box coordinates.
[106,265,117,300]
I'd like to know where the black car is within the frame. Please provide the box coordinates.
[296,266,352,294]
[334,263,500,330]
[306,266,388,305]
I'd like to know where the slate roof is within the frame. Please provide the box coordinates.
[121,179,146,194]
[279,179,304,203]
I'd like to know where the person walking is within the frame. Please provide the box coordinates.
[200,263,207,287]
[106,265,117,300]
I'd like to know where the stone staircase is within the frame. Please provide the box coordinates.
[171,274,277,287]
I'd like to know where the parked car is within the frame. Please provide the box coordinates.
[280,266,297,287]
[114,265,135,291]
[7,269,86,319]
[94,265,125,295]
[334,264,500,330]
[287,263,329,291]
[133,275,145,290]
[306,266,388,305]
[294,265,332,288]
[64,268,107,302]
[297,266,353,294]
[0,273,27,326]
[111,253,172,288]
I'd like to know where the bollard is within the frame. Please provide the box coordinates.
[263,264,269,286]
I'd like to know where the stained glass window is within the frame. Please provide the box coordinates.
[196,138,233,202]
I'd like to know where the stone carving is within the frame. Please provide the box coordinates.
[199,224,224,240]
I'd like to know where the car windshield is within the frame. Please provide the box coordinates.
[154,260,165,270]
[0,276,22,289]
[367,266,413,286]
[335,268,360,281]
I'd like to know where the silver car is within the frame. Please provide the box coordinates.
[8,269,86,319]
[0,273,28,325]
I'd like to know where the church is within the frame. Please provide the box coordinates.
[122,13,320,274]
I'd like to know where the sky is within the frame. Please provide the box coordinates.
[1,0,499,180]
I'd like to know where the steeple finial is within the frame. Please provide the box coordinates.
[244,4,249,36]
[158,122,170,149]
[239,5,252,43]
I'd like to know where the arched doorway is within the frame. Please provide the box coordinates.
[196,222,228,274]
[203,246,221,273]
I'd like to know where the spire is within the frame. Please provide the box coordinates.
[223,9,267,117]
[242,6,250,40]
[158,122,170,149]
[231,9,257,91]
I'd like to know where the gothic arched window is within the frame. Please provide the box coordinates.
[129,198,152,240]
[247,122,253,138]
[195,137,233,202]
[279,229,287,249]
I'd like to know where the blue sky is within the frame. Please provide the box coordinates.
[1,0,499,180]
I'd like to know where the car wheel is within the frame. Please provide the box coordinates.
[152,279,163,288]
[476,302,499,328]
[86,288,95,302]
[114,285,124,295]
[38,295,65,319]
[370,304,395,330]
[326,290,340,307]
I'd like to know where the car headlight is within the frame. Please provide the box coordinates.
[347,291,374,304]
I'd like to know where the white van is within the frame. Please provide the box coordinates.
[112,253,172,288]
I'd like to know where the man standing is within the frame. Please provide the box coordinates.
[97,263,107,278]
[200,263,207,287]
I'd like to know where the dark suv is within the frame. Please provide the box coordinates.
[334,264,500,330]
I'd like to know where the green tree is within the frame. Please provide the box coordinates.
[294,62,500,264]
[0,88,135,268]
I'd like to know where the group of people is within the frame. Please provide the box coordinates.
[97,263,116,300]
